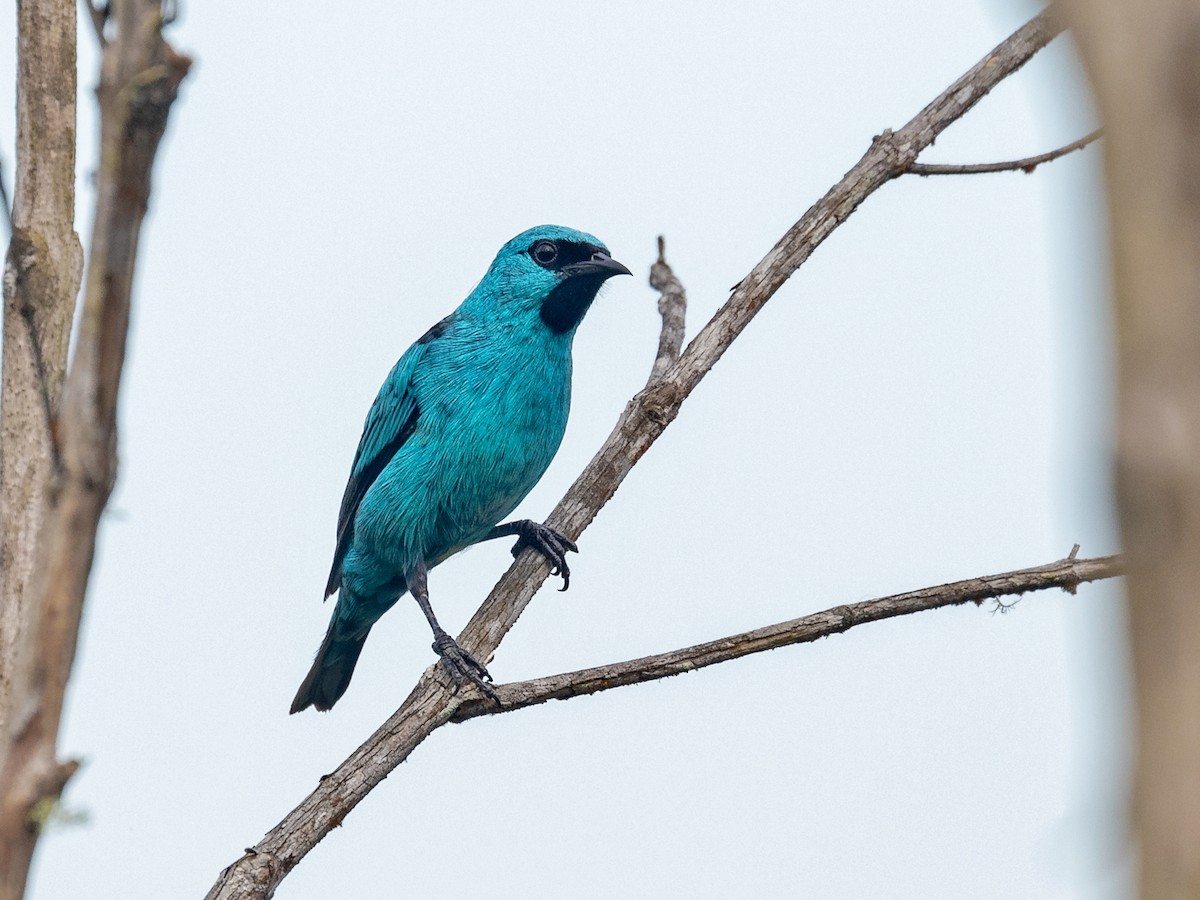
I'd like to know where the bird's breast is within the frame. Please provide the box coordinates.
[358,333,573,568]
[432,351,571,518]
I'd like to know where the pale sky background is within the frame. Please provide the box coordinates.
[2,1,1127,897]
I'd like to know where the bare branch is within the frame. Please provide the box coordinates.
[207,11,1066,899]
[0,1,190,896]
[646,235,687,387]
[908,128,1102,176]
[451,552,1123,721]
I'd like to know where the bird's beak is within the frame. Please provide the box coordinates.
[563,251,633,280]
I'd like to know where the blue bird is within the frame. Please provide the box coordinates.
[291,225,631,713]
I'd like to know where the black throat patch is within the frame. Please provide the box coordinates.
[539,275,606,334]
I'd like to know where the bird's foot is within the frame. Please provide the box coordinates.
[510,521,578,591]
[432,632,499,704]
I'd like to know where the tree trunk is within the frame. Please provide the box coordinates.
[1060,1,1200,895]
[0,0,84,732]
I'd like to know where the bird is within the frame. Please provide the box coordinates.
[291,225,631,713]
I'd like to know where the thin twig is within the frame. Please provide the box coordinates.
[646,236,687,387]
[206,11,1066,899]
[908,128,1101,176]
[451,552,1123,720]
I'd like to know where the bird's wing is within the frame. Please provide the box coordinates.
[324,315,451,597]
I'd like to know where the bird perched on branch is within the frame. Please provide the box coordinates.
[291,225,630,713]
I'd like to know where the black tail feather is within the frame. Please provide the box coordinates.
[290,619,370,714]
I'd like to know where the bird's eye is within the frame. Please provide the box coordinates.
[530,241,558,267]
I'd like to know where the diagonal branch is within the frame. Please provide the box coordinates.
[207,10,1066,899]
[908,128,1102,176]
[451,551,1122,721]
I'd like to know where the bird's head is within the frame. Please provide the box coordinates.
[473,225,632,335]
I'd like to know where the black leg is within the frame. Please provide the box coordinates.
[483,520,578,591]
[409,560,499,704]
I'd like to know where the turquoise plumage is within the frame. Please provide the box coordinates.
[291,226,630,713]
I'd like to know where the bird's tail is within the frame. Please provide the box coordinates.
[290,614,372,714]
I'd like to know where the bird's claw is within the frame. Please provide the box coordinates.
[432,633,499,704]
[510,522,578,591]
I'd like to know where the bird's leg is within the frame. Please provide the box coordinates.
[408,560,499,704]
[483,520,578,591]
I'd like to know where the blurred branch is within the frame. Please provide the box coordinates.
[1,0,84,758]
[908,128,1101,176]
[207,9,1067,899]
[1058,1,1200,895]
[82,0,108,46]
[452,551,1122,720]
[0,2,190,897]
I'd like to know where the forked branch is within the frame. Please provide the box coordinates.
[208,10,1072,899]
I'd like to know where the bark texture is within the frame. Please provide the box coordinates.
[207,11,1067,899]
[1059,2,1200,895]
[646,236,687,387]
[0,3,190,898]
[450,552,1121,721]
[0,0,84,734]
